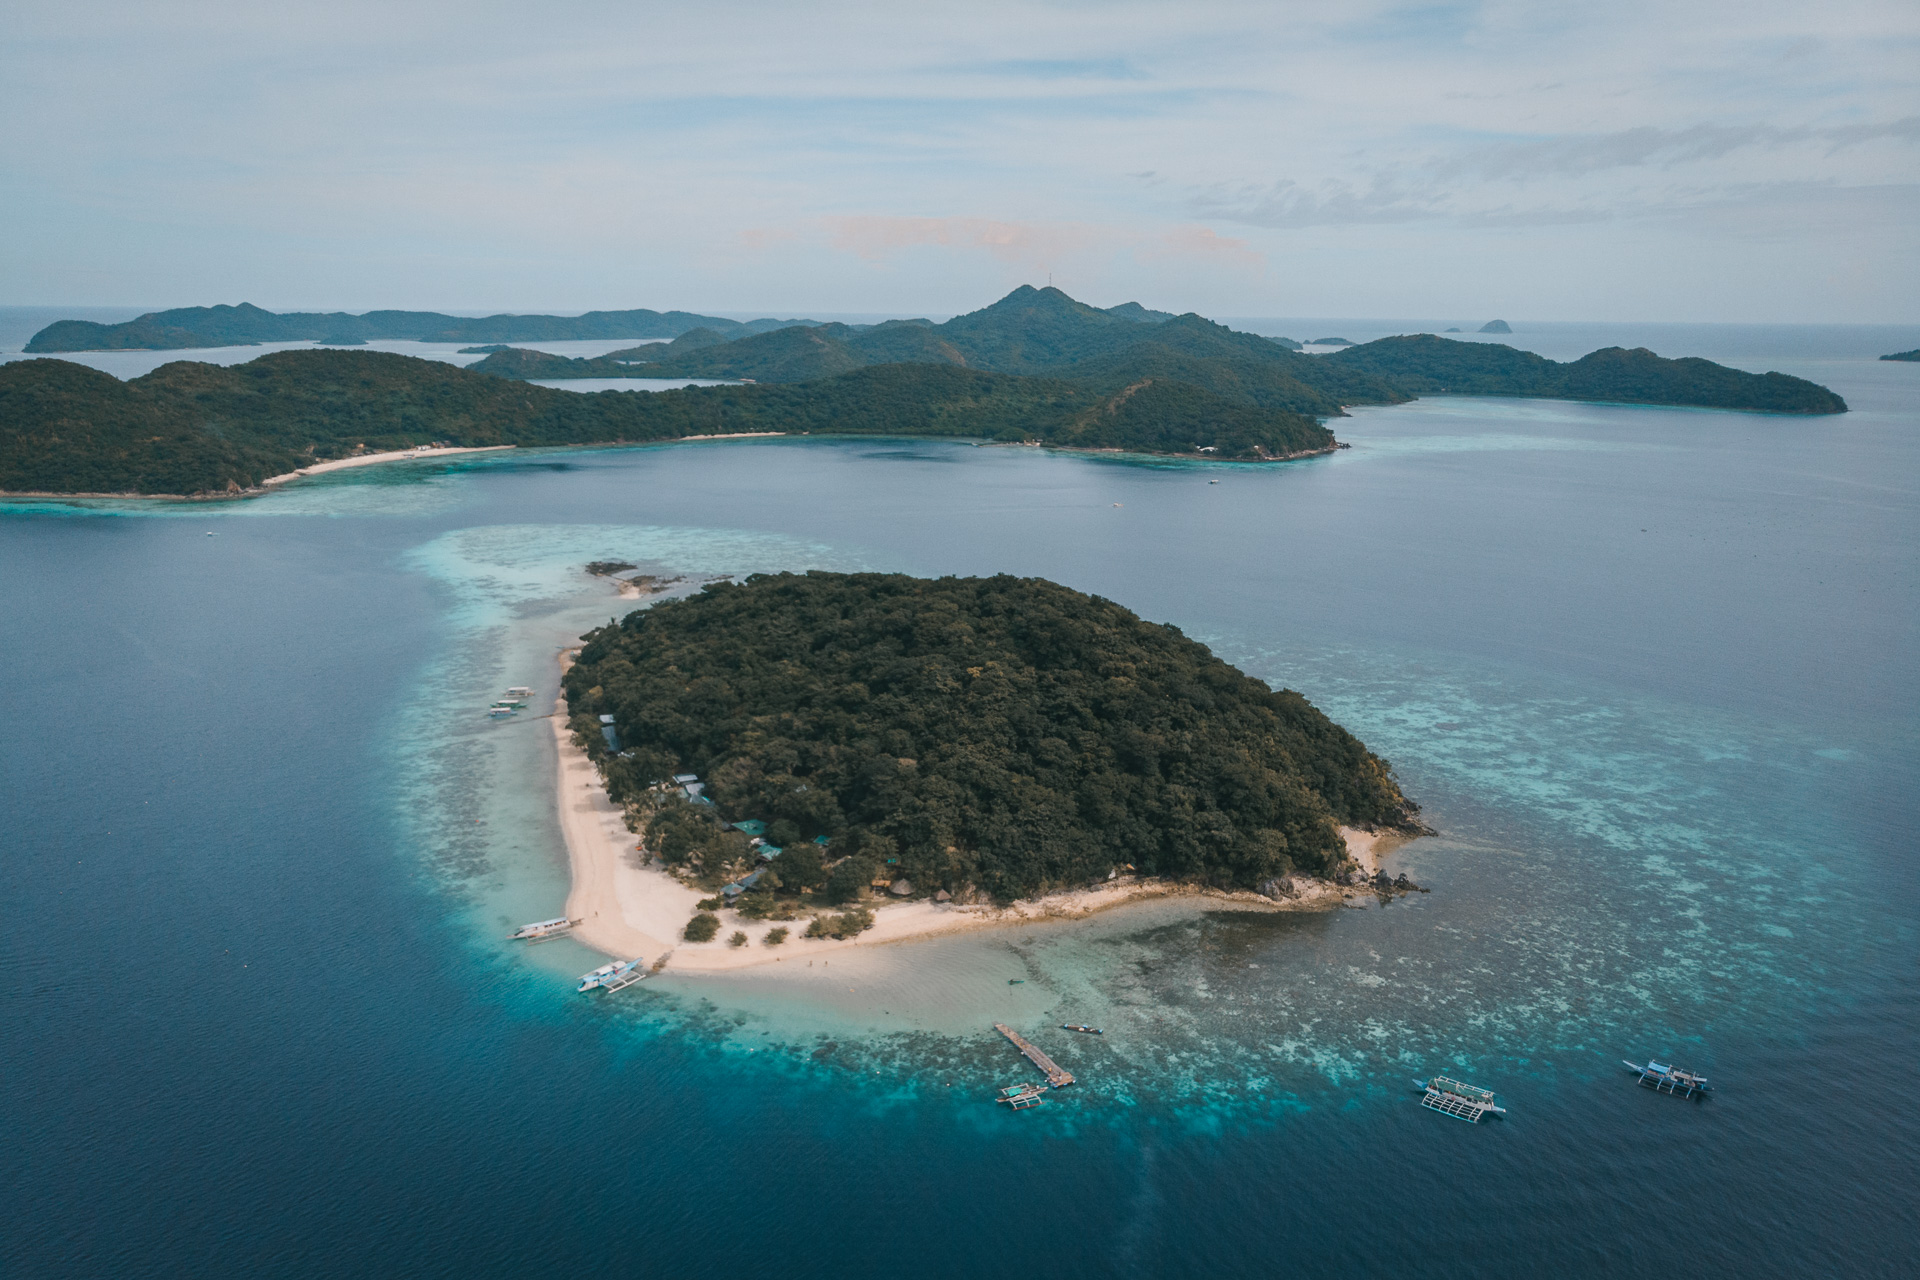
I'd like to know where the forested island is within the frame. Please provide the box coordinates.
[1327,334,1848,414]
[1882,350,1920,362]
[4,286,1851,496]
[563,572,1421,901]
[23,302,823,352]
[0,347,1331,495]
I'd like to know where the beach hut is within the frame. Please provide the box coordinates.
[597,714,620,753]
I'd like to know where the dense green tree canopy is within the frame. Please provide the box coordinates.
[565,573,1419,900]
[0,351,1332,494]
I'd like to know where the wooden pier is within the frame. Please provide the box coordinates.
[995,1023,1075,1087]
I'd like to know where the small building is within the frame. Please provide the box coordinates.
[730,819,768,838]
[671,773,699,785]
[597,714,620,753]
[757,844,784,862]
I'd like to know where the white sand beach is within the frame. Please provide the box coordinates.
[259,444,514,487]
[553,670,1400,975]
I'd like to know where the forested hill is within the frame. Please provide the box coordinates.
[472,287,1406,419]
[564,573,1421,900]
[24,303,825,352]
[0,351,1333,495]
[1328,334,1848,414]
[467,286,1847,418]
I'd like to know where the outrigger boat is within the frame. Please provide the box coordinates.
[1624,1059,1711,1098]
[488,706,517,718]
[1061,1024,1103,1035]
[509,916,580,941]
[505,687,533,698]
[1414,1076,1508,1123]
[997,1083,1048,1110]
[577,958,646,993]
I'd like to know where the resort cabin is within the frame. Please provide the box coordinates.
[757,844,784,862]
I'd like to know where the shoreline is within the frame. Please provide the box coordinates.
[0,444,518,503]
[551,655,1403,977]
[1,434,1338,505]
[257,444,515,487]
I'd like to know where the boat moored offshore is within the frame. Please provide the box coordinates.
[1414,1076,1508,1122]
[509,916,580,941]
[577,958,646,993]
[1624,1059,1712,1098]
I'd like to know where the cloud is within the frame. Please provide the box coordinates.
[1142,226,1263,267]
[823,216,1106,266]
[1437,117,1920,182]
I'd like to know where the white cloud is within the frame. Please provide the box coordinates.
[0,0,1915,318]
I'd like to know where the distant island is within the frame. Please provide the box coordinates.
[565,572,1422,904]
[1310,337,1355,347]
[1479,320,1512,334]
[1444,327,1462,333]
[1882,350,1920,362]
[3,286,1850,497]
[1327,334,1847,414]
[23,302,829,353]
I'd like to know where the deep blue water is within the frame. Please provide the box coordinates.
[4,328,1917,1277]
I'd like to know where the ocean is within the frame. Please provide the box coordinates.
[3,322,1916,1277]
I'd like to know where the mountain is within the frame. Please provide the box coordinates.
[1,350,1335,495]
[564,572,1421,899]
[1328,334,1848,414]
[23,304,826,352]
[473,288,1411,417]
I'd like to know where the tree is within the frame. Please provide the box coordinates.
[825,855,878,905]
[774,841,827,892]
[684,912,719,942]
[728,931,748,947]
[764,927,789,946]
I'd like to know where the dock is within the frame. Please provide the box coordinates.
[995,1023,1075,1087]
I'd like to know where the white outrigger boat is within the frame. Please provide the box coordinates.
[1624,1059,1712,1098]
[577,958,647,993]
[1414,1076,1508,1122]
[508,916,581,941]
[505,686,533,698]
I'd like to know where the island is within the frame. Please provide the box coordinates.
[3,286,1851,497]
[23,302,831,353]
[1479,320,1512,334]
[555,572,1423,964]
[1327,334,1847,414]
[1881,350,1920,362]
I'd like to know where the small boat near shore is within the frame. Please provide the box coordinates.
[1624,1059,1711,1098]
[1061,1024,1103,1035]
[578,958,646,992]
[509,916,581,941]
[1414,1076,1507,1122]
[997,1083,1048,1110]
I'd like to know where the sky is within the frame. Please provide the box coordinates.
[2,0,1915,322]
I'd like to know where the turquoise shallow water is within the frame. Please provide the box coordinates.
[5,334,1917,1276]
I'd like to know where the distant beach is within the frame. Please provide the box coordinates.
[258,444,515,488]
